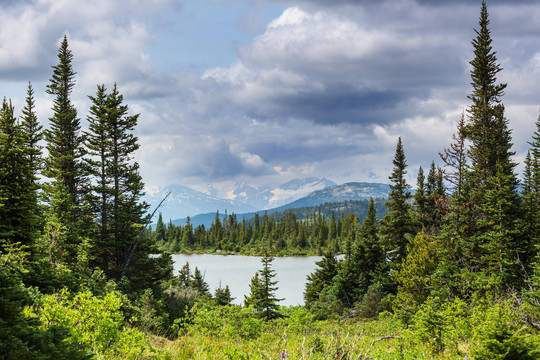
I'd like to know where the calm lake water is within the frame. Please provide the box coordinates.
[171,254,323,306]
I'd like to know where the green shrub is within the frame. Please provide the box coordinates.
[472,301,540,360]
[185,302,263,340]
[355,282,392,319]
[23,289,152,358]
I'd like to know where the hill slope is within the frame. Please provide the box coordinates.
[173,182,390,227]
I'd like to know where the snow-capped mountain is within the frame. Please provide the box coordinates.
[278,182,391,209]
[144,178,336,222]
[173,181,391,228]
[231,177,336,210]
[143,184,257,222]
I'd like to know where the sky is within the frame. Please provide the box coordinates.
[1,0,540,198]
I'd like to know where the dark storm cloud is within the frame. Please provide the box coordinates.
[247,85,409,125]
[243,136,359,164]
[201,2,480,128]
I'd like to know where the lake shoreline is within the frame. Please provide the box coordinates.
[168,248,333,257]
[172,253,326,306]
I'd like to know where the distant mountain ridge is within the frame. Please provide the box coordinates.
[273,182,391,211]
[170,182,391,228]
[144,184,257,223]
[144,177,336,222]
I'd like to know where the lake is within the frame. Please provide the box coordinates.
[171,254,324,306]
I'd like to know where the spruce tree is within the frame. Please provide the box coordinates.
[413,166,428,228]
[465,1,516,202]
[379,137,415,271]
[42,36,88,267]
[85,84,110,267]
[304,249,338,307]
[463,2,522,286]
[354,198,388,294]
[20,82,42,185]
[522,113,540,276]
[526,114,540,246]
[477,163,522,290]
[214,283,235,305]
[424,161,445,234]
[190,267,210,296]
[0,99,39,248]
[85,84,171,290]
[154,213,166,245]
[245,252,282,320]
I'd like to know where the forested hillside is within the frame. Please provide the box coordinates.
[153,199,387,255]
[2,2,540,359]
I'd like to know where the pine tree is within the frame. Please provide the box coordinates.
[477,163,522,290]
[462,2,522,287]
[190,267,210,296]
[465,1,516,203]
[42,36,88,267]
[181,217,194,249]
[354,198,388,294]
[0,99,39,249]
[245,252,282,320]
[244,272,262,306]
[154,213,166,245]
[524,113,540,260]
[424,161,445,234]
[379,137,415,271]
[214,283,235,305]
[414,166,428,228]
[20,82,42,185]
[85,84,171,290]
[304,249,338,307]
[85,84,110,267]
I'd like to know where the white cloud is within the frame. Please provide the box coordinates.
[2,0,540,194]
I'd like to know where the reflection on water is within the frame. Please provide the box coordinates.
[172,254,324,306]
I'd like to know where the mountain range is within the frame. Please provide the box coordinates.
[145,180,392,228]
[144,177,337,222]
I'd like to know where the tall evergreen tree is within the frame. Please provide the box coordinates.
[379,137,415,271]
[85,84,110,267]
[0,99,39,248]
[463,2,522,285]
[85,84,171,290]
[523,113,540,274]
[424,161,445,234]
[42,36,88,267]
[20,82,42,184]
[354,198,388,294]
[465,1,516,200]
[413,166,428,228]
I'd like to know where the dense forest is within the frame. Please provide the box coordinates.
[2,2,540,358]
[151,199,387,255]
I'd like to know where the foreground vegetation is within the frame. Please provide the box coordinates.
[3,2,540,359]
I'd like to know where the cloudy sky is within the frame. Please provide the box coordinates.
[1,0,539,197]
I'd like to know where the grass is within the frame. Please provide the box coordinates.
[147,313,462,359]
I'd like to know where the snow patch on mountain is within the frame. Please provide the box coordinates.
[144,177,337,221]
[263,177,336,209]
